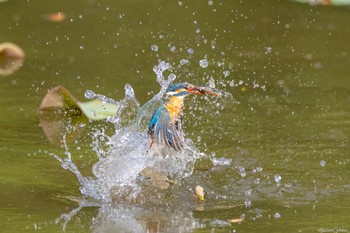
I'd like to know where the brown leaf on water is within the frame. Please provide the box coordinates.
[38,86,118,145]
[39,86,79,111]
[39,86,119,120]
[43,12,66,22]
[228,218,244,223]
[0,42,25,76]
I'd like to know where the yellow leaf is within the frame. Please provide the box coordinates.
[228,218,244,223]
[195,185,204,201]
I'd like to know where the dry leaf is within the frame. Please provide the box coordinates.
[195,185,204,201]
[0,42,25,76]
[43,12,66,22]
[228,218,244,223]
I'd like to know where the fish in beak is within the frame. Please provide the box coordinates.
[186,84,220,96]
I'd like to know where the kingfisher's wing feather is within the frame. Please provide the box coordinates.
[148,105,183,150]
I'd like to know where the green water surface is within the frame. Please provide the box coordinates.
[0,0,349,232]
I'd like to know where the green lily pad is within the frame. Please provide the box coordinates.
[77,100,119,120]
[39,86,119,120]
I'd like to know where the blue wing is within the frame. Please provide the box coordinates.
[148,105,183,151]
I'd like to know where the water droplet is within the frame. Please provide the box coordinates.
[151,44,158,52]
[254,178,260,184]
[79,45,85,50]
[320,160,326,167]
[170,46,176,52]
[187,48,194,54]
[274,174,281,183]
[85,90,96,99]
[223,70,230,77]
[244,199,252,207]
[124,83,135,97]
[274,212,281,219]
[229,80,235,87]
[178,1,182,6]
[168,73,176,82]
[180,59,188,65]
[211,157,232,166]
[244,189,252,197]
[208,0,214,6]
[199,59,209,68]
[265,46,272,54]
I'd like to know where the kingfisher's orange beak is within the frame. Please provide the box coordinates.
[186,85,220,96]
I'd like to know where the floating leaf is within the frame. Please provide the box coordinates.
[39,86,119,120]
[228,218,244,223]
[39,86,119,144]
[43,12,66,22]
[77,100,119,120]
[195,185,204,201]
[0,42,25,76]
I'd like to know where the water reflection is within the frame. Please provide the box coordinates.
[39,109,88,145]
[58,202,199,233]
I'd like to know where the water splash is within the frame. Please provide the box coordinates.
[50,60,202,204]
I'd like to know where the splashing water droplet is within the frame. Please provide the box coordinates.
[245,199,252,207]
[151,44,158,52]
[168,73,176,82]
[85,90,96,99]
[153,61,171,87]
[244,189,252,197]
[223,70,230,77]
[320,160,326,167]
[199,59,209,68]
[124,83,135,98]
[237,166,247,178]
[265,46,272,54]
[180,59,188,65]
[211,157,232,166]
[170,46,176,52]
[187,48,194,54]
[274,212,281,219]
[274,174,282,183]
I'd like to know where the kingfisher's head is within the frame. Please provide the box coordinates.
[166,82,219,98]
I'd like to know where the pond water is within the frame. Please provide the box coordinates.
[1,0,350,232]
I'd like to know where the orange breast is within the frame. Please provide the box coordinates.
[165,96,184,124]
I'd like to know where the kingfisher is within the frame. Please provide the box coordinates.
[147,82,219,151]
